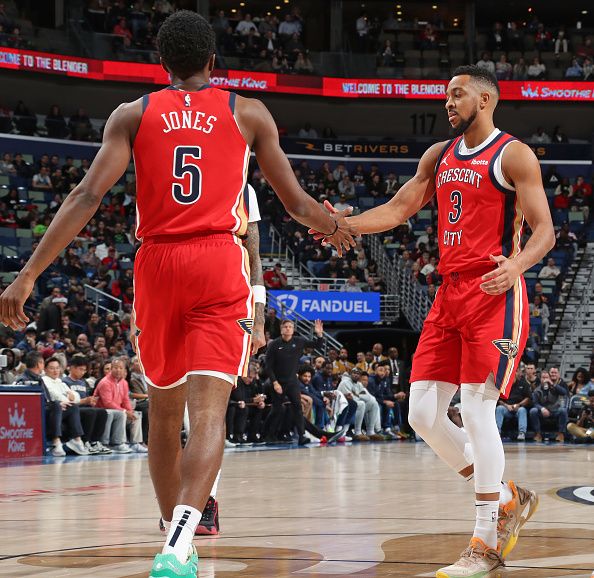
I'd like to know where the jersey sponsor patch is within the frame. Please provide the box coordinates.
[237,318,254,335]
[492,338,519,360]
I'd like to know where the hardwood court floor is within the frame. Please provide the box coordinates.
[1,442,593,577]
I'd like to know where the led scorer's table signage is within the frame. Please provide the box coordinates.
[1,47,593,102]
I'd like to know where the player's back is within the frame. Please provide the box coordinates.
[434,129,524,275]
[133,85,249,240]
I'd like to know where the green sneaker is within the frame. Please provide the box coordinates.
[149,545,199,578]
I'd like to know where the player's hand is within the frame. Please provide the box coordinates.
[0,274,34,331]
[130,309,138,354]
[251,324,266,355]
[479,254,521,295]
[308,201,358,257]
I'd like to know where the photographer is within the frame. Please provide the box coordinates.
[567,391,594,441]
[529,369,568,442]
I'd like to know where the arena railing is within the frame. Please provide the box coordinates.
[266,291,343,355]
[84,284,122,316]
[559,259,594,378]
[368,235,432,332]
[267,225,316,279]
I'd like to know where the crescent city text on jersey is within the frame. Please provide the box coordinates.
[161,110,218,134]
[437,167,483,189]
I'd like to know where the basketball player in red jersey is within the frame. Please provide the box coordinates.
[0,11,354,578]
[313,66,554,576]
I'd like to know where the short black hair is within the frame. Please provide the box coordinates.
[70,355,88,367]
[157,10,216,80]
[45,356,62,368]
[298,365,314,377]
[452,64,500,96]
[24,351,43,369]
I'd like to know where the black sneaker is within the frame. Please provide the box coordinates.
[196,496,219,535]
[298,436,310,446]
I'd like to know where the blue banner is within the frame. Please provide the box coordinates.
[269,291,380,322]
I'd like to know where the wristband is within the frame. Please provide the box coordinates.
[252,284,266,304]
[323,220,339,238]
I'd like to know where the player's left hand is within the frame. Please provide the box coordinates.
[480,254,521,295]
[0,274,34,331]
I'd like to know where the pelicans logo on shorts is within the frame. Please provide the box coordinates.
[237,318,253,335]
[492,339,519,360]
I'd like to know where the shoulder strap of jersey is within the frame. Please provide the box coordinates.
[434,138,458,175]
[488,134,519,194]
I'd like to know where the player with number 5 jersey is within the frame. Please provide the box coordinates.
[0,11,355,578]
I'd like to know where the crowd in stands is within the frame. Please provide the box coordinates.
[0,1,29,49]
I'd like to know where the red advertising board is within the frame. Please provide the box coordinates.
[1,46,593,102]
[0,392,44,458]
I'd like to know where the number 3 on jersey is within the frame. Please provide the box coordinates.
[448,190,462,224]
[172,146,202,205]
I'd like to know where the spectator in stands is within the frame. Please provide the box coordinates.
[507,21,524,51]
[538,257,560,279]
[95,356,146,453]
[294,51,314,74]
[549,367,568,395]
[42,356,90,455]
[113,16,133,47]
[527,56,546,79]
[495,367,531,440]
[38,295,66,333]
[31,166,53,191]
[263,263,288,289]
[551,126,568,144]
[367,363,403,439]
[297,122,318,138]
[530,126,551,144]
[553,29,569,54]
[264,308,281,340]
[495,54,512,80]
[476,52,495,74]
[524,362,540,392]
[62,355,112,454]
[334,347,354,374]
[338,175,355,198]
[45,105,68,139]
[298,366,328,429]
[379,40,395,66]
[355,12,370,50]
[0,153,15,176]
[68,108,93,141]
[576,37,594,61]
[129,356,149,444]
[236,13,258,36]
[420,23,438,49]
[567,391,594,441]
[583,57,593,81]
[568,367,590,397]
[355,351,373,374]
[338,367,384,441]
[565,58,583,79]
[534,23,551,51]
[211,9,229,38]
[553,177,573,209]
[530,369,568,442]
[0,347,19,383]
[372,342,387,364]
[278,14,301,38]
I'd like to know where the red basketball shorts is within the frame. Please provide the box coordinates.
[133,233,253,388]
[410,269,529,398]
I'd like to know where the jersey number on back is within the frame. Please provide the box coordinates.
[448,190,462,224]
[172,146,202,205]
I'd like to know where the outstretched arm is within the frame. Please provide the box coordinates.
[344,141,446,234]
[235,97,355,253]
[480,142,555,295]
[0,100,141,330]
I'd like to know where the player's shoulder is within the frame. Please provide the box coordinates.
[234,94,269,117]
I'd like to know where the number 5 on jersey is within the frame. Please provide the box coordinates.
[172,146,202,205]
[448,189,462,224]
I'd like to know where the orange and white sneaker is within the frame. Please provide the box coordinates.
[497,480,539,559]
[436,537,504,577]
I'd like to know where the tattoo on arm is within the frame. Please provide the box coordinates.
[246,222,265,329]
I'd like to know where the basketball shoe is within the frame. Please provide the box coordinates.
[159,498,219,536]
[196,496,219,535]
[436,537,504,578]
[497,480,539,559]
[149,545,198,578]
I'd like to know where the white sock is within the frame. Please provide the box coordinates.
[473,500,499,549]
[162,505,201,563]
[161,518,171,531]
[500,481,513,504]
[210,469,221,499]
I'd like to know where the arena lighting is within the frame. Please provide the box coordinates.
[397,17,402,21]
[582,10,588,14]
[432,4,437,9]
[231,8,237,13]
[397,11,402,15]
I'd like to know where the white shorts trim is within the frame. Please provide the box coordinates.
[146,370,237,389]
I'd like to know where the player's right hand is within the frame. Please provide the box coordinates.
[0,273,34,331]
[309,201,358,256]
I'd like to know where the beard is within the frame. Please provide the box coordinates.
[450,108,478,137]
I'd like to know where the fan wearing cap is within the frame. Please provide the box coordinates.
[38,294,68,334]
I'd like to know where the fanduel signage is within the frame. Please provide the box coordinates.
[270,291,380,322]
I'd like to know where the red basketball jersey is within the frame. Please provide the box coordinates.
[434,129,524,275]
[133,85,250,240]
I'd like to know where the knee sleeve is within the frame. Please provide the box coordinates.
[461,379,504,494]
[409,381,470,473]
